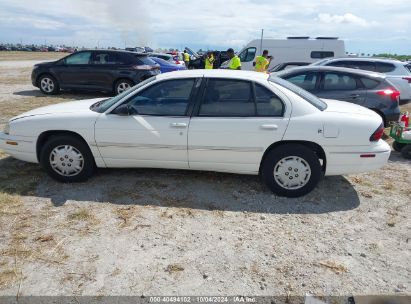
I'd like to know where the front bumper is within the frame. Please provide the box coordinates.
[325,140,391,176]
[0,132,38,163]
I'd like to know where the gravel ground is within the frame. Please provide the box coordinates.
[0,55,410,298]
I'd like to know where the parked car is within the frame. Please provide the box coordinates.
[149,53,185,66]
[311,57,411,104]
[189,51,230,69]
[31,50,160,95]
[268,62,310,72]
[1,70,390,197]
[274,66,401,126]
[149,57,186,73]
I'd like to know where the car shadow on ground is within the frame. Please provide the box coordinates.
[13,89,110,99]
[0,156,360,215]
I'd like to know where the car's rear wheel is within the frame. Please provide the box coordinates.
[401,144,411,159]
[39,74,59,95]
[114,79,133,95]
[40,135,95,182]
[261,144,322,197]
[393,141,406,152]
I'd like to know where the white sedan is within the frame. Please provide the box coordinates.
[0,70,391,197]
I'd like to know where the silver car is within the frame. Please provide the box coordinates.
[275,66,401,126]
[311,57,411,104]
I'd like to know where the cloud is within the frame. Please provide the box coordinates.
[0,0,410,53]
[317,13,377,27]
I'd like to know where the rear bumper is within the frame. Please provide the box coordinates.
[0,132,38,163]
[325,140,391,176]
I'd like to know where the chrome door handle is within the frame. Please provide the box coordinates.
[170,122,187,128]
[350,94,360,99]
[260,124,278,130]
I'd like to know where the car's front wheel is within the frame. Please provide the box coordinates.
[40,135,95,182]
[39,74,60,95]
[261,144,322,197]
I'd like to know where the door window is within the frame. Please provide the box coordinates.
[92,52,127,65]
[198,79,284,117]
[323,73,358,90]
[199,79,254,116]
[345,61,375,71]
[360,77,380,89]
[65,52,91,65]
[311,51,334,59]
[375,62,395,73]
[126,79,195,116]
[284,72,318,91]
[255,84,284,116]
[238,47,257,62]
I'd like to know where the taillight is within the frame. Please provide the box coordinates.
[376,88,400,102]
[132,65,160,71]
[175,60,180,64]
[369,123,384,141]
[402,76,411,83]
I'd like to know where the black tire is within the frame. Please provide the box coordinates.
[401,144,411,159]
[38,74,60,95]
[114,79,133,95]
[40,135,95,182]
[261,144,322,197]
[393,141,405,152]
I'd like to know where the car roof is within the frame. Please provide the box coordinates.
[149,53,172,57]
[321,57,405,65]
[79,49,148,56]
[277,65,386,79]
[155,69,270,81]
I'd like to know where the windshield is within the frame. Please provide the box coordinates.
[268,76,327,111]
[91,77,156,113]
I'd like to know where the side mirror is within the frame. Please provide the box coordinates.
[112,104,131,116]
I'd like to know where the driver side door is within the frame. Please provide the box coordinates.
[94,78,199,169]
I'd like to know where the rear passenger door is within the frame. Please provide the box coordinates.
[90,51,127,90]
[187,78,290,174]
[317,72,366,105]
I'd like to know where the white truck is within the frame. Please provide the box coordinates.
[230,37,346,71]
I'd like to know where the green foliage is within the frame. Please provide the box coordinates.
[373,53,411,61]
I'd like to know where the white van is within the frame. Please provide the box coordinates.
[232,37,346,71]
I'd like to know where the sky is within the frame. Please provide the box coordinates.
[0,0,410,54]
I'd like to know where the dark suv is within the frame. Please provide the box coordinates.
[275,66,401,126]
[31,50,160,95]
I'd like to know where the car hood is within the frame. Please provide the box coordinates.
[322,99,376,116]
[11,98,107,121]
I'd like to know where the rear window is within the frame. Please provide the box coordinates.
[134,55,157,65]
[360,77,380,89]
[375,62,395,73]
[311,51,334,59]
[269,76,327,111]
[406,64,411,73]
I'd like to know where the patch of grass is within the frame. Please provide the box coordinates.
[0,192,22,215]
[165,264,184,274]
[318,261,347,274]
[67,208,94,222]
[0,269,18,289]
[115,206,141,228]
[382,183,395,191]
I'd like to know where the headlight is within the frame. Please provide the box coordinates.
[3,122,10,135]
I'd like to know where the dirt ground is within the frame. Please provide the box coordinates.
[0,52,410,298]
